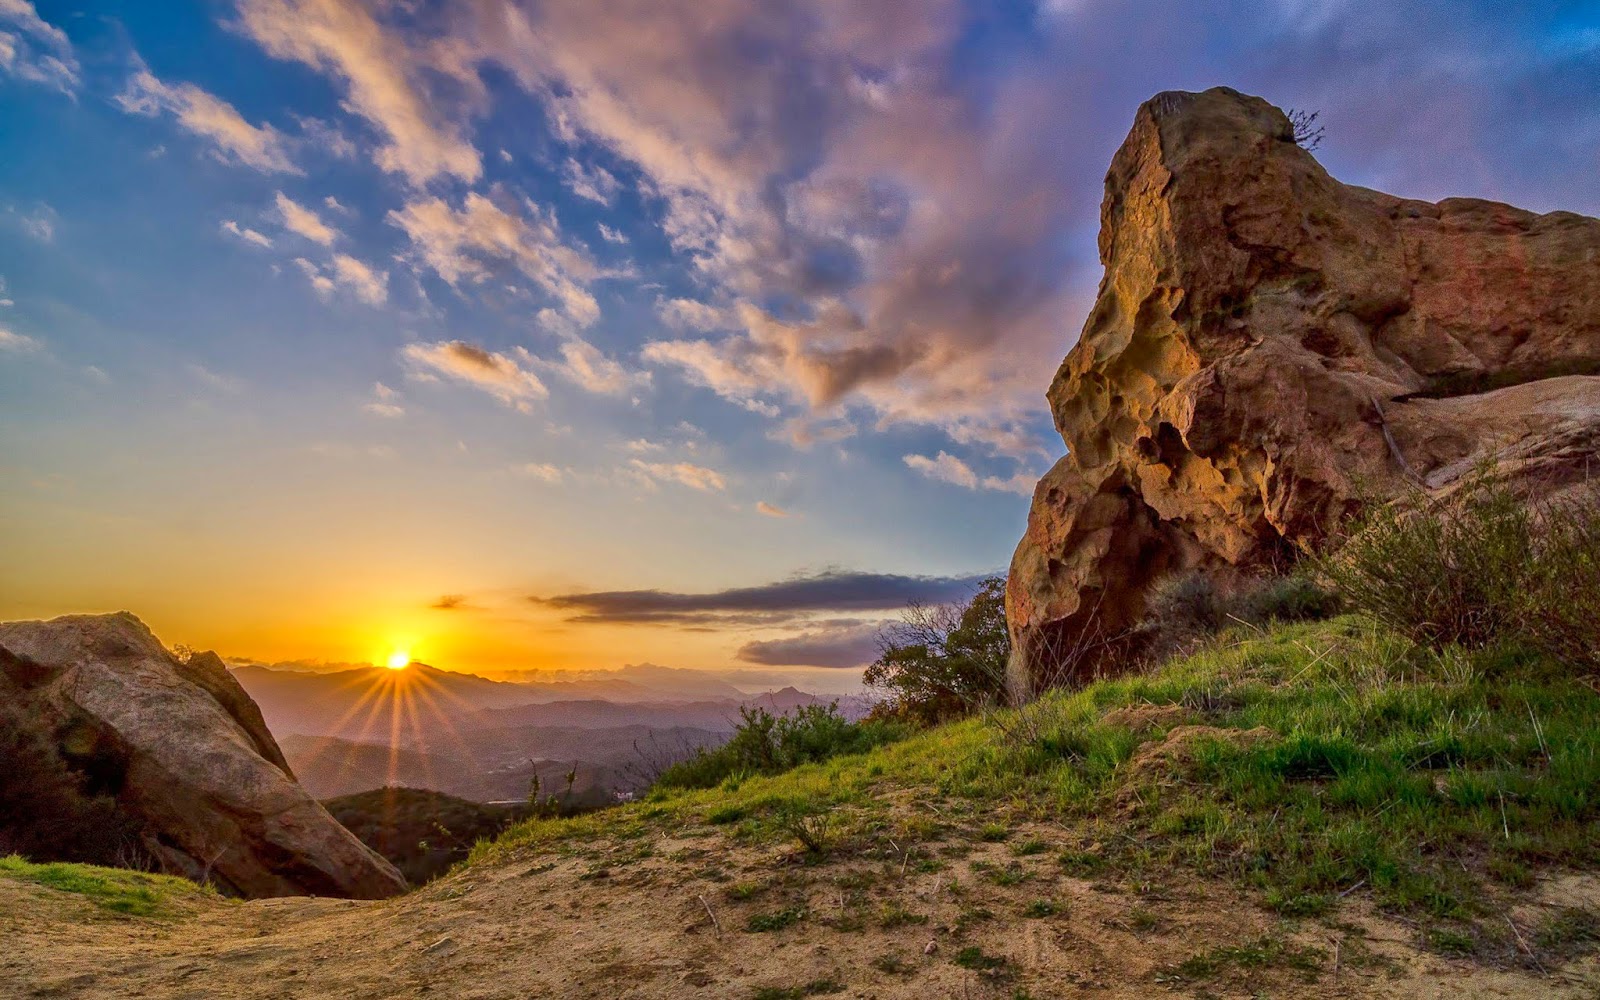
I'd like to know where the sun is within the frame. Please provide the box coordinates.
[385,650,411,670]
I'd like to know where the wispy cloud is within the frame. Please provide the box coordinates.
[118,70,298,173]
[389,192,600,326]
[0,1,79,94]
[275,192,338,244]
[755,501,790,518]
[401,339,547,413]
[221,219,273,248]
[362,381,404,418]
[627,459,725,492]
[0,325,42,352]
[234,0,481,185]
[292,253,387,305]
[511,462,566,483]
[562,157,620,205]
[904,451,1035,495]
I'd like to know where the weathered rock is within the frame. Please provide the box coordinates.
[0,612,407,899]
[1008,87,1600,693]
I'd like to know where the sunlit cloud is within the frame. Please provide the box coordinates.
[389,192,600,325]
[401,339,547,412]
[234,0,481,185]
[903,451,1035,495]
[292,253,387,305]
[511,462,565,483]
[755,501,790,518]
[117,69,298,173]
[596,222,629,244]
[275,192,338,245]
[0,1,79,94]
[532,337,648,396]
[0,325,42,352]
[362,381,404,418]
[627,459,725,492]
[562,157,621,206]
[221,219,273,248]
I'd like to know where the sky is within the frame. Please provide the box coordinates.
[1,1,1597,688]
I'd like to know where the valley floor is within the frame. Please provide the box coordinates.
[4,817,1597,999]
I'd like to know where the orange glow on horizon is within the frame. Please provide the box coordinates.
[385,650,411,670]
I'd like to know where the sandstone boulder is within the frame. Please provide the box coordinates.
[1008,87,1600,692]
[0,612,407,899]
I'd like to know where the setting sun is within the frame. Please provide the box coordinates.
[385,651,411,670]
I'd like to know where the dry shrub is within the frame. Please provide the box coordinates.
[1318,478,1600,667]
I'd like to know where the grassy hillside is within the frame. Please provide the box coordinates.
[474,615,1600,969]
[7,614,1600,996]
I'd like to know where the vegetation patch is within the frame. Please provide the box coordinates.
[746,906,806,932]
[0,855,213,917]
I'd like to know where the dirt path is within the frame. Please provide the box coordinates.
[4,823,1597,999]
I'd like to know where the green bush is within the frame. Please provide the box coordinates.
[655,704,905,790]
[865,576,1009,723]
[1319,479,1600,665]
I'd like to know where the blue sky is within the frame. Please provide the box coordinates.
[1,0,1596,685]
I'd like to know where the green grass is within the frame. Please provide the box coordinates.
[469,616,1600,953]
[0,855,214,916]
[746,906,805,932]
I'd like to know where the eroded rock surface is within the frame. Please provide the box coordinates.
[1008,87,1600,691]
[0,612,406,899]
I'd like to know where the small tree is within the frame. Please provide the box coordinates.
[1286,108,1325,151]
[865,576,1009,724]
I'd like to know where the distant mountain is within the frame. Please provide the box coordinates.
[233,661,870,740]
[278,732,637,801]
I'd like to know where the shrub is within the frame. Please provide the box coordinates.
[655,704,904,790]
[0,692,147,867]
[1318,478,1600,664]
[865,576,1009,723]
[1138,570,1340,660]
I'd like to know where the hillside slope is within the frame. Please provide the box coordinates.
[6,618,1599,998]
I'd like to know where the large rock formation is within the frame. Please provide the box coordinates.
[1007,87,1600,692]
[0,612,407,899]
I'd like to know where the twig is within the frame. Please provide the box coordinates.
[1368,393,1422,483]
[1331,937,1341,975]
[1505,914,1547,975]
[1338,879,1367,898]
[698,894,722,940]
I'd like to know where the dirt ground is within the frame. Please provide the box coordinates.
[4,820,1597,1000]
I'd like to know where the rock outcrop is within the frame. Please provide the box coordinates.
[0,612,407,899]
[1007,87,1600,692]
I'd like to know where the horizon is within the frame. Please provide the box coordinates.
[4,1,1598,689]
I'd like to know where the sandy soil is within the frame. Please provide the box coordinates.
[4,818,1597,1000]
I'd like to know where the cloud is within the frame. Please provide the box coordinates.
[275,192,338,244]
[737,620,882,668]
[596,222,629,244]
[10,204,54,242]
[755,501,790,518]
[532,336,648,396]
[389,192,600,325]
[627,459,725,492]
[187,363,242,393]
[234,0,481,185]
[401,339,547,412]
[117,70,298,172]
[0,325,41,352]
[655,297,729,332]
[0,1,78,94]
[292,253,387,305]
[330,253,388,305]
[904,451,1036,495]
[363,382,404,417]
[562,157,621,205]
[431,594,469,610]
[538,569,990,625]
[511,462,565,483]
[221,219,273,248]
[641,337,781,416]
